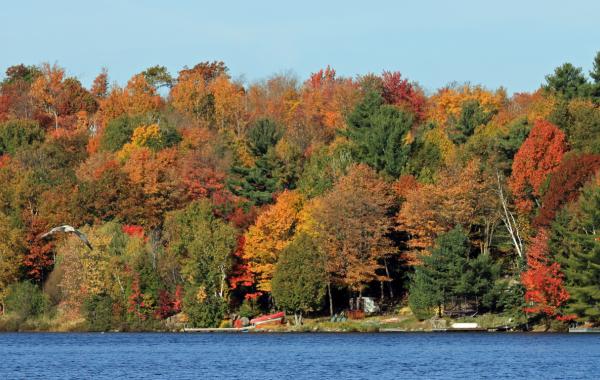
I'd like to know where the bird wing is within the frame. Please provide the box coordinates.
[73,229,93,250]
[39,225,93,250]
[39,225,67,239]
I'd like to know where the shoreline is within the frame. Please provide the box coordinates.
[0,329,583,334]
[0,310,578,333]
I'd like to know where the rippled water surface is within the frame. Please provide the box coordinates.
[1,332,599,379]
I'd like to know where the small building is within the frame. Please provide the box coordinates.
[349,297,380,314]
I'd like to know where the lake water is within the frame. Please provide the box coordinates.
[1,332,599,379]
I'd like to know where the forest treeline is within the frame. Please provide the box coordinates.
[0,54,599,330]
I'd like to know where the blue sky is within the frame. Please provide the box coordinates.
[1,0,599,94]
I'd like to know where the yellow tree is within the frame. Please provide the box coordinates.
[209,75,247,138]
[422,125,457,166]
[428,84,506,127]
[243,190,304,292]
[55,225,112,314]
[117,124,162,160]
[170,70,212,123]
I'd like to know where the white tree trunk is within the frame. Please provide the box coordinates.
[496,172,525,261]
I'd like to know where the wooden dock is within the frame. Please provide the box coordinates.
[569,327,600,333]
[432,328,488,332]
[433,322,487,332]
[183,326,255,333]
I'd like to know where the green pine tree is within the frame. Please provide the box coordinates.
[409,225,501,319]
[409,226,470,318]
[228,118,283,205]
[344,90,413,178]
[590,51,600,99]
[552,182,600,323]
[544,62,590,100]
[590,51,600,84]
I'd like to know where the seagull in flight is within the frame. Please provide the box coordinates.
[40,225,93,250]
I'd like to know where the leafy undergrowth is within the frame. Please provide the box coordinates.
[0,313,88,332]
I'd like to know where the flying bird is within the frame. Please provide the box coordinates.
[40,225,93,250]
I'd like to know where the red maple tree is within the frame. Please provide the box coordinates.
[154,285,183,319]
[228,236,254,290]
[381,71,426,122]
[509,119,568,212]
[535,153,600,227]
[521,229,572,329]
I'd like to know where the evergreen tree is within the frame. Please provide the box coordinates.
[229,153,280,205]
[495,118,531,175]
[409,225,500,319]
[590,51,600,100]
[246,118,282,157]
[460,253,501,311]
[590,51,600,84]
[409,226,471,318]
[228,118,283,205]
[544,63,590,100]
[408,267,440,320]
[345,90,413,178]
[552,181,600,323]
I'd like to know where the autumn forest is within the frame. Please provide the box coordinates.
[1,53,600,331]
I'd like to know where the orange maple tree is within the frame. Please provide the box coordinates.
[243,190,304,292]
[308,164,395,293]
[396,160,495,263]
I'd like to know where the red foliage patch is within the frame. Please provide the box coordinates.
[521,229,570,318]
[228,236,255,290]
[509,120,568,212]
[22,217,54,281]
[122,224,144,238]
[535,153,600,227]
[381,71,426,122]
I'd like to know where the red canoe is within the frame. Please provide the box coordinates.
[250,312,285,327]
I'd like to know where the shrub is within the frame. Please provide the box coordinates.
[183,287,227,328]
[5,282,49,319]
[238,298,260,319]
[0,119,44,155]
[83,293,115,331]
